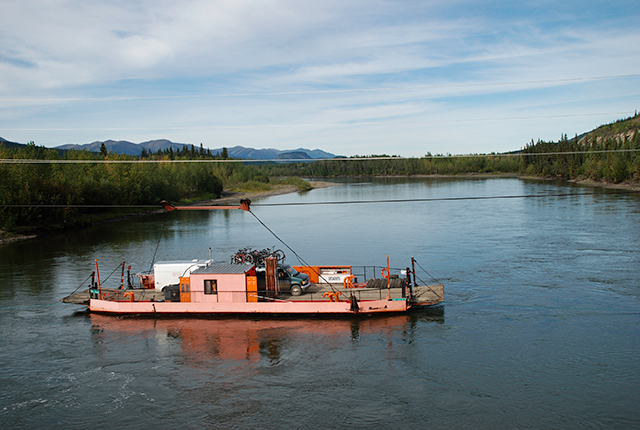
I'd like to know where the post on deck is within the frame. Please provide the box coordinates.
[265,256,277,299]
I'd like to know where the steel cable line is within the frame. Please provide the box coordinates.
[2,190,638,210]
[65,272,94,297]
[413,259,441,285]
[247,209,340,294]
[2,148,640,164]
[98,261,127,285]
[251,190,640,207]
[247,209,309,268]
[0,204,160,208]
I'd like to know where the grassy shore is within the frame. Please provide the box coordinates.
[569,178,640,192]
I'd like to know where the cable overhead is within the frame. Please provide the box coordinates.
[251,190,640,207]
[2,190,639,210]
[247,208,340,294]
[0,204,160,208]
[0,158,266,164]
[2,148,639,164]
[247,210,309,267]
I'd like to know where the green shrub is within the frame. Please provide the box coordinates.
[238,181,273,192]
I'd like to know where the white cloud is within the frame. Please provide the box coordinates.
[1,0,639,155]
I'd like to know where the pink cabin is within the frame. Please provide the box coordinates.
[188,263,257,303]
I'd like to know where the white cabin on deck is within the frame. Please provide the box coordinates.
[189,263,257,303]
[152,259,211,290]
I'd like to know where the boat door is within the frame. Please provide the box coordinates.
[277,268,291,292]
[179,276,191,302]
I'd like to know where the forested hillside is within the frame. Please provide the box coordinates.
[519,113,640,182]
[0,144,227,232]
[263,113,640,183]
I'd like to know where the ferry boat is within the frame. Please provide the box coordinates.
[62,199,444,315]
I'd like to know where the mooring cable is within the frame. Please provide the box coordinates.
[100,262,127,285]
[148,230,163,274]
[413,259,440,284]
[251,190,640,207]
[2,190,639,210]
[247,209,339,293]
[248,209,311,268]
[64,272,94,297]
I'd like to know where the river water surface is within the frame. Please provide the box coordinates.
[1,177,639,429]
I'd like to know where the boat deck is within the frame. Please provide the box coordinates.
[61,288,161,305]
[286,283,443,305]
[61,281,444,306]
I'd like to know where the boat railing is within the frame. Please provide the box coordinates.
[95,284,408,303]
[297,286,405,302]
[248,285,407,302]
[350,265,406,281]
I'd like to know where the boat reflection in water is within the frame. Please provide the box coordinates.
[88,309,444,366]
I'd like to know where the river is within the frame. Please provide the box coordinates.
[1,177,639,429]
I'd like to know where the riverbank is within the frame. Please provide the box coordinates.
[569,178,640,192]
[407,172,640,192]
[198,180,337,206]
[0,231,37,245]
[0,180,338,245]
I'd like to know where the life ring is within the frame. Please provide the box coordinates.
[343,276,355,289]
[123,292,135,302]
[322,291,342,302]
[381,268,390,279]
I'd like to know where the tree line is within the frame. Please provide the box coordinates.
[2,113,638,233]
[0,143,265,232]
[261,154,521,177]
[262,114,640,182]
[519,126,640,183]
[136,143,229,160]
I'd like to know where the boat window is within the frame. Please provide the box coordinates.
[284,265,299,276]
[204,279,217,295]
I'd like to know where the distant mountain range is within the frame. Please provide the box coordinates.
[0,136,27,151]
[51,139,336,159]
[55,139,185,156]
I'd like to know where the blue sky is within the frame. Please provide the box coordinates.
[1,0,639,157]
